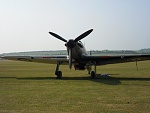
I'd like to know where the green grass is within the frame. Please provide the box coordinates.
[0,60,150,113]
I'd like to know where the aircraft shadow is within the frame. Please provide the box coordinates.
[0,75,150,85]
[15,76,121,85]
[18,76,150,85]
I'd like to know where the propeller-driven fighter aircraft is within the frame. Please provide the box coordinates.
[1,29,150,79]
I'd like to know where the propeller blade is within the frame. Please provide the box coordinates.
[49,32,67,42]
[75,29,93,42]
[69,48,72,69]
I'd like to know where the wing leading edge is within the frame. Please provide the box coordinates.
[1,55,68,64]
[81,54,150,65]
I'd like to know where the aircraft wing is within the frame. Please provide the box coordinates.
[1,54,150,66]
[82,54,150,65]
[0,55,68,64]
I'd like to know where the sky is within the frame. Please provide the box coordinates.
[0,0,150,53]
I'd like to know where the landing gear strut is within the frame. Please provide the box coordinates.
[90,62,96,79]
[55,61,63,79]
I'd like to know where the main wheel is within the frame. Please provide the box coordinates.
[56,71,62,79]
[90,71,95,79]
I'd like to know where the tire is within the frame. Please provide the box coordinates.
[90,71,95,79]
[56,71,62,79]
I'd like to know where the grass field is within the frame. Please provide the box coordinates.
[0,60,150,113]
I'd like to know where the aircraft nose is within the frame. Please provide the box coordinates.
[66,40,76,48]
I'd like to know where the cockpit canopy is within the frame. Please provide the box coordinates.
[77,41,84,48]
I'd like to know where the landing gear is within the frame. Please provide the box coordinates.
[90,62,96,79]
[90,71,95,79]
[55,62,63,79]
[56,71,62,79]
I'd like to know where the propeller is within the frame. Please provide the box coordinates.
[75,29,93,42]
[49,32,67,42]
[49,29,93,69]
[66,39,76,69]
[69,48,72,69]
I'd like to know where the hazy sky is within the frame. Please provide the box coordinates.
[0,0,150,53]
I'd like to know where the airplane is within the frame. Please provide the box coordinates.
[1,29,150,79]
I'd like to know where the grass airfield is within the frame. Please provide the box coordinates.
[0,60,150,113]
